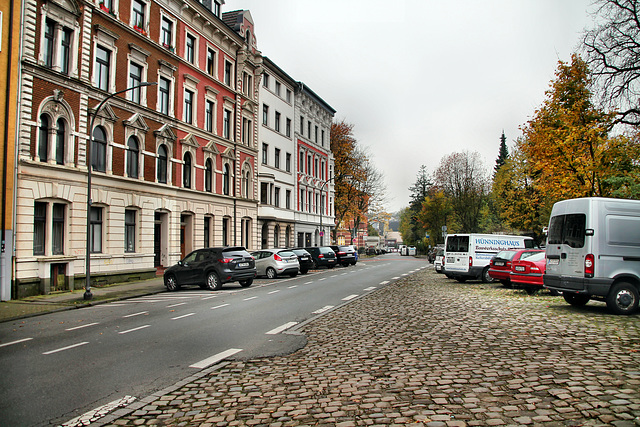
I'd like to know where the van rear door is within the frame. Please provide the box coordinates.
[445,235,470,273]
[545,205,589,290]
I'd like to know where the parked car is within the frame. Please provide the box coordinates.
[289,248,314,274]
[510,251,548,294]
[489,249,544,287]
[434,248,445,273]
[305,246,337,269]
[164,247,256,291]
[251,249,300,279]
[329,245,358,266]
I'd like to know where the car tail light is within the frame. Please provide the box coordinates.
[220,258,233,264]
[274,254,282,261]
[469,256,473,267]
[318,254,324,259]
[338,251,346,256]
[584,254,594,278]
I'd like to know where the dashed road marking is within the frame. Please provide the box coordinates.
[190,348,242,369]
[171,313,195,320]
[243,296,258,301]
[118,325,151,335]
[43,341,89,355]
[65,322,99,331]
[312,305,334,314]
[0,338,33,348]
[123,311,148,318]
[266,322,298,335]
[342,294,359,301]
[211,303,230,310]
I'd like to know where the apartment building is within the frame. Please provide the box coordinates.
[12,0,262,298]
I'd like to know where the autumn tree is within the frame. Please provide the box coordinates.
[417,189,453,245]
[583,0,640,126]
[434,151,488,233]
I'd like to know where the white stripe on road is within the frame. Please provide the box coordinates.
[379,281,390,285]
[304,281,313,285]
[392,277,400,279]
[211,304,230,310]
[342,294,359,301]
[123,311,148,318]
[266,322,298,335]
[61,395,137,427]
[65,322,99,331]
[0,338,33,348]
[318,278,326,281]
[364,286,377,291]
[288,285,298,288]
[167,302,187,308]
[312,305,334,314]
[118,325,151,334]
[171,313,195,320]
[202,295,218,300]
[43,341,89,355]
[268,290,281,294]
[243,296,258,301]
[190,348,243,369]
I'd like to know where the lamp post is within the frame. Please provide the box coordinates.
[318,177,333,246]
[84,82,156,300]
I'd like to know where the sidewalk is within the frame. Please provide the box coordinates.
[0,277,166,323]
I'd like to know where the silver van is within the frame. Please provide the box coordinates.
[544,197,640,315]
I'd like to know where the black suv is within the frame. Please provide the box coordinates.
[164,247,256,291]
[329,245,358,267]
[305,246,337,269]
[289,248,314,274]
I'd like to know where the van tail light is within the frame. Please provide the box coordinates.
[584,254,595,278]
[469,256,473,267]
[274,254,282,261]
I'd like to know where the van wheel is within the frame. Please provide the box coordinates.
[481,267,494,283]
[206,272,222,291]
[563,293,590,307]
[606,282,639,315]
[525,287,539,295]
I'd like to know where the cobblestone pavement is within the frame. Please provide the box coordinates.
[105,269,640,426]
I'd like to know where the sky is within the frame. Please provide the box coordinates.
[228,0,598,213]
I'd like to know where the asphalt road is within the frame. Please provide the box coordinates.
[0,254,425,426]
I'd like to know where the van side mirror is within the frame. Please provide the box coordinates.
[585,229,594,236]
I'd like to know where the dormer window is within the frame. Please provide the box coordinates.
[213,1,221,17]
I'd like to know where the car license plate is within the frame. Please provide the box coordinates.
[447,257,455,263]
[548,259,560,265]
[301,257,309,261]
[494,261,504,266]
[515,266,525,272]
[238,262,249,268]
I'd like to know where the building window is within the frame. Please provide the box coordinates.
[243,72,253,97]
[275,81,281,96]
[43,19,55,68]
[274,187,280,207]
[126,137,139,178]
[207,48,215,75]
[223,164,230,195]
[161,17,173,49]
[223,109,231,139]
[263,73,269,88]
[286,89,291,103]
[213,1,221,17]
[307,121,311,139]
[183,152,192,188]
[307,154,312,175]
[132,0,146,32]
[222,217,229,246]
[242,117,252,144]
[92,126,107,172]
[299,151,304,171]
[95,45,111,91]
[262,143,268,165]
[262,104,269,126]
[185,33,196,64]
[38,115,49,162]
[243,170,250,198]
[184,89,193,124]
[224,61,232,86]
[205,159,213,192]
[159,76,170,115]
[55,119,65,165]
[33,202,46,255]
[286,153,291,172]
[90,206,103,253]
[61,28,72,75]
[157,144,168,184]
[315,126,319,143]
[260,182,269,204]
[205,100,214,132]
[204,216,211,248]
[129,62,143,104]
[274,148,280,169]
[315,158,319,177]
[275,111,281,132]
[321,130,325,147]
[300,116,304,134]
[286,118,291,137]
[52,203,65,254]
[286,190,291,209]
[125,209,136,253]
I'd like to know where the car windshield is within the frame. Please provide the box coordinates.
[223,248,249,258]
[495,251,517,261]
[338,246,352,251]
[526,252,545,262]
[520,250,543,260]
[320,247,333,254]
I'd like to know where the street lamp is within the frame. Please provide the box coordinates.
[318,173,351,246]
[84,82,157,300]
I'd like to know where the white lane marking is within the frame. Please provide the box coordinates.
[379,280,390,285]
[190,348,242,369]
[65,322,99,331]
[364,286,377,291]
[330,275,338,278]
[211,303,229,310]
[341,272,348,276]
[123,311,148,318]
[268,290,281,294]
[43,341,89,355]
[401,273,408,276]
[392,276,400,279]
[0,337,33,348]
[171,313,195,320]
[167,302,187,308]
[118,325,151,334]
[342,294,359,301]
[318,278,326,281]
[312,305,334,314]
[288,285,298,288]
[304,281,313,285]
[202,295,217,300]
[61,395,137,427]
[266,322,298,335]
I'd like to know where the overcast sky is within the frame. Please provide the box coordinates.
[228,0,597,213]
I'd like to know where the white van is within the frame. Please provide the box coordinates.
[444,234,535,282]
[544,197,640,315]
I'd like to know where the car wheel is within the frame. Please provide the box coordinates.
[266,267,277,279]
[289,271,298,277]
[500,280,512,288]
[239,279,253,288]
[351,261,357,266]
[481,267,494,283]
[205,272,222,291]
[300,268,308,275]
[606,282,639,315]
[165,274,179,291]
[329,265,335,269]
[342,262,349,267]
[563,292,590,307]
[525,286,539,295]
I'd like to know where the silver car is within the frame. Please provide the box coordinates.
[251,249,300,279]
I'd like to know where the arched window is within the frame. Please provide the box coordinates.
[126,136,139,178]
[223,163,230,195]
[183,152,192,189]
[55,119,65,165]
[92,126,107,172]
[243,169,250,198]
[39,115,50,162]
[205,159,213,192]
[274,225,280,248]
[157,144,168,184]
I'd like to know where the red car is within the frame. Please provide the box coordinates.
[510,251,547,294]
[488,249,543,287]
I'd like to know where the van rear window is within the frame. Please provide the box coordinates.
[547,214,586,248]
[446,236,469,252]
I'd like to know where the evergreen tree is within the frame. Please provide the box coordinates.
[494,131,509,176]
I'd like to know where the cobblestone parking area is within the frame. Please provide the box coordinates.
[107,269,640,426]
